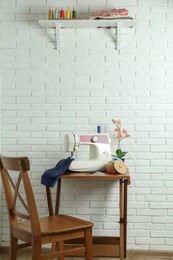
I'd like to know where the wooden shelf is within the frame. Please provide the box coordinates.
[39,19,136,49]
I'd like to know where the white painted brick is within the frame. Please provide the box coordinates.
[45,83,73,90]
[61,90,89,97]
[76,55,105,63]
[16,14,44,21]
[60,62,89,69]
[60,76,89,83]
[136,124,164,131]
[1,13,15,21]
[76,41,106,49]
[76,69,105,76]
[137,237,164,245]
[47,97,75,104]
[2,21,30,29]
[137,167,165,175]
[60,49,88,56]
[2,56,15,63]
[32,90,60,97]
[137,111,166,118]
[133,223,151,230]
[2,70,15,77]
[75,83,103,90]
[77,111,104,118]
[2,6,30,13]
[77,208,105,215]
[137,139,165,145]
[2,145,31,152]
[90,62,118,69]
[1,0,173,252]
[129,230,150,238]
[17,0,46,6]
[17,40,46,49]
[1,0,15,6]
[76,97,105,104]
[60,118,89,125]
[107,96,135,104]
[129,216,151,223]
[3,75,30,82]
[1,41,16,49]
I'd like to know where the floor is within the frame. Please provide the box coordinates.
[1,249,173,260]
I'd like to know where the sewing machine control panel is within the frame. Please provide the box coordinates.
[80,134,110,144]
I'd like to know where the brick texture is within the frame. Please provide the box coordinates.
[0,0,173,251]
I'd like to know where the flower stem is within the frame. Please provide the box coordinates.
[118,139,121,150]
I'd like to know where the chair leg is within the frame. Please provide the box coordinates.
[57,241,64,260]
[9,235,18,260]
[51,243,56,260]
[84,228,93,260]
[51,242,64,260]
[32,241,42,260]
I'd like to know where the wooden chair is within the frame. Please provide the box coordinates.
[0,156,93,260]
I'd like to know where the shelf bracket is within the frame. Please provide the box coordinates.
[55,24,61,49]
[38,19,136,50]
[116,22,122,50]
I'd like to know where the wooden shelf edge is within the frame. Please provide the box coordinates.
[39,19,136,29]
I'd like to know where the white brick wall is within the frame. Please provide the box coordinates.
[0,22,2,248]
[1,0,173,251]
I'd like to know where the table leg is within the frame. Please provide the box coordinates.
[124,179,128,258]
[119,179,124,260]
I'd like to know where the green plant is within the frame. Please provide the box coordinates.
[112,119,130,160]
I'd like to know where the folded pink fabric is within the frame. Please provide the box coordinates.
[94,8,128,17]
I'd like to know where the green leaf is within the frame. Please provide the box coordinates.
[116,149,123,158]
[116,149,127,159]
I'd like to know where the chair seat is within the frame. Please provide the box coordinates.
[13,214,93,236]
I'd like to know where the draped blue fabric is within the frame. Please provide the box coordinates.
[41,157,74,188]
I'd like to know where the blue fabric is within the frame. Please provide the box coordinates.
[41,157,74,188]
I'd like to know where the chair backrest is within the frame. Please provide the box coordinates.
[0,156,41,237]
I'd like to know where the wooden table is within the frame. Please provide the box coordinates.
[46,171,130,260]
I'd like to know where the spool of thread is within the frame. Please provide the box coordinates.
[66,7,70,19]
[53,7,58,19]
[48,7,53,20]
[60,7,64,19]
[72,7,77,19]
[97,126,101,133]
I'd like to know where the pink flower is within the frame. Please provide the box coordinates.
[116,132,123,139]
[115,119,121,125]
[122,129,127,135]
[112,119,121,126]
[112,118,130,150]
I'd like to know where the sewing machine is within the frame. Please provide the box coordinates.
[64,133,112,172]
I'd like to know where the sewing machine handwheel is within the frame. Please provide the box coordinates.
[114,160,127,174]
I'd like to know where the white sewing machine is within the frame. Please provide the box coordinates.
[64,133,111,172]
